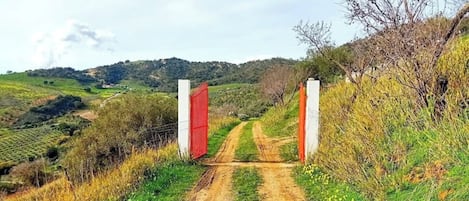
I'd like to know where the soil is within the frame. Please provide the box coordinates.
[73,110,97,121]
[252,122,305,201]
[188,121,305,201]
[188,122,247,201]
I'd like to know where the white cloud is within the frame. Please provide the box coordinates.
[31,19,116,68]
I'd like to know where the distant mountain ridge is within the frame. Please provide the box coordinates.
[27,57,298,92]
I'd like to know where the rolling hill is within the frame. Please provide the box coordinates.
[26,57,297,92]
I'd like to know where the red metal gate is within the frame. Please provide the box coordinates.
[190,82,209,159]
[298,83,306,163]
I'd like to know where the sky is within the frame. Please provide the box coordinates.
[0,0,360,73]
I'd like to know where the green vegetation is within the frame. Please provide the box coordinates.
[13,95,84,128]
[232,167,262,201]
[0,126,63,163]
[91,57,297,92]
[208,83,249,93]
[0,72,121,127]
[279,141,298,162]
[206,121,240,158]
[294,164,365,201]
[296,45,350,84]
[64,93,178,183]
[260,93,299,138]
[27,67,96,84]
[234,122,258,161]
[126,160,205,201]
[209,84,270,118]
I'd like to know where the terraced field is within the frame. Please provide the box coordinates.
[0,126,63,162]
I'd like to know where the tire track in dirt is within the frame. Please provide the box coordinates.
[253,121,305,201]
[188,122,247,201]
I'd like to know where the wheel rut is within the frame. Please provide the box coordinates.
[187,121,305,201]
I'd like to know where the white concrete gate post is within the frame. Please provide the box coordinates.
[305,79,320,161]
[178,80,191,159]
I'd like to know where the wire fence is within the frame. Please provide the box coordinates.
[140,122,181,149]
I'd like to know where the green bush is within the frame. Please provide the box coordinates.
[64,93,178,183]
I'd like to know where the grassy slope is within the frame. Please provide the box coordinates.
[234,121,258,161]
[6,144,179,201]
[232,167,262,201]
[294,165,366,201]
[0,72,123,105]
[260,95,299,138]
[261,36,469,200]
[126,161,205,201]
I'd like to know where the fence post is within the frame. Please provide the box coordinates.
[178,80,191,159]
[305,78,320,161]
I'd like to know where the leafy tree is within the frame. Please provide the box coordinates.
[296,45,351,84]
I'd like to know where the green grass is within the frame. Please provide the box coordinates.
[0,126,64,162]
[234,122,258,161]
[279,141,299,162]
[206,121,240,158]
[260,93,299,138]
[294,164,366,201]
[0,72,122,99]
[232,167,263,201]
[126,160,206,201]
[0,72,122,127]
[208,83,250,94]
[208,83,270,118]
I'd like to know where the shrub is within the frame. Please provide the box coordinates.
[63,93,178,183]
[10,159,52,187]
[45,147,59,160]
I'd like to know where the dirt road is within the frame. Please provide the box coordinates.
[253,122,305,201]
[188,121,305,201]
[188,122,247,201]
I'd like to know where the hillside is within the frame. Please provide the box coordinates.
[88,57,297,91]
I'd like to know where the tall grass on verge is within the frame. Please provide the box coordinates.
[6,144,178,201]
[234,122,258,161]
[260,93,299,138]
[279,142,299,162]
[208,116,238,135]
[233,167,262,201]
[294,164,365,201]
[126,160,205,201]
[313,38,469,199]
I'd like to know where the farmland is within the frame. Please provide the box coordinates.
[0,126,63,163]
